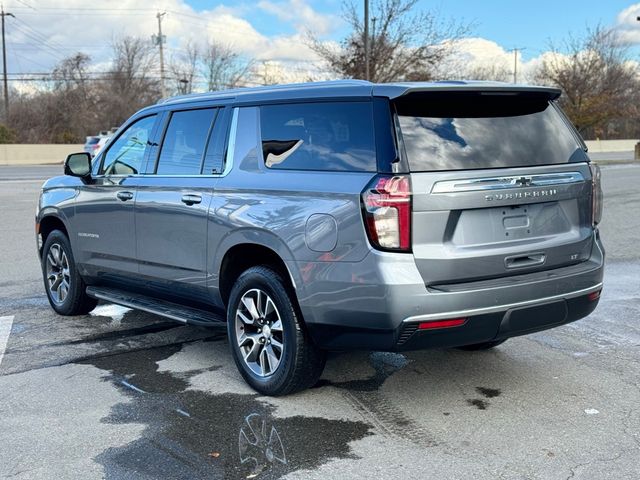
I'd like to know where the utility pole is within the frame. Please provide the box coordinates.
[509,47,525,84]
[1,5,14,121]
[364,0,369,81]
[153,11,167,97]
[371,16,376,67]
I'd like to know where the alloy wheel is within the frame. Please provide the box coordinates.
[45,243,71,305]
[234,288,284,377]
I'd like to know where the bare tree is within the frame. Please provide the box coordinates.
[308,0,470,82]
[8,53,100,143]
[169,42,199,95]
[533,25,640,137]
[462,63,511,82]
[102,36,161,126]
[6,37,257,143]
[51,53,98,141]
[202,42,252,91]
[52,53,92,94]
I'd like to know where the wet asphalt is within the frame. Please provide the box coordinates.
[0,163,639,479]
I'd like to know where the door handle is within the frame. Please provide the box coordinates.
[181,194,202,205]
[116,191,134,201]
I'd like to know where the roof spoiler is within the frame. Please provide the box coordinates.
[374,83,562,101]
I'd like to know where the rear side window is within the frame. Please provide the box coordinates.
[260,102,376,172]
[396,93,582,171]
[156,108,217,175]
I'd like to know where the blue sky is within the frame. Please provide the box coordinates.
[433,0,636,59]
[184,0,640,60]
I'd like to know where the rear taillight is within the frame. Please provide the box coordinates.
[590,163,603,227]
[361,175,411,252]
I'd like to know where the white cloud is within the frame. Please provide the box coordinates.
[438,38,529,82]
[257,0,339,36]
[616,3,640,43]
[6,0,327,84]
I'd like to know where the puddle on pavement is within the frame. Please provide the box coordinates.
[80,343,372,479]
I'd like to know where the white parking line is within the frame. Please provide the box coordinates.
[0,315,15,368]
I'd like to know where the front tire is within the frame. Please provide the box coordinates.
[227,266,326,396]
[42,229,97,315]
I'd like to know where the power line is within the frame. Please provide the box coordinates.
[9,19,70,62]
[12,0,35,10]
[13,16,70,51]
[9,23,67,61]
[8,6,155,11]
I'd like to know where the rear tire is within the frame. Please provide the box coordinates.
[456,339,507,351]
[42,229,97,316]
[227,266,326,396]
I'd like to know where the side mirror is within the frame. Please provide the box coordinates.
[64,152,92,178]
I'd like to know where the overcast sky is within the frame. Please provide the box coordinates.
[4,0,640,85]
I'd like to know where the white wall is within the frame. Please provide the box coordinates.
[585,139,639,153]
[0,145,83,165]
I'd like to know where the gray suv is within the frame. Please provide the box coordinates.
[36,80,604,395]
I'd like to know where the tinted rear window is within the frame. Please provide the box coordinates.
[260,102,375,172]
[156,108,217,175]
[396,93,582,171]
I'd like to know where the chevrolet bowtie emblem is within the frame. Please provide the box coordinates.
[514,176,533,187]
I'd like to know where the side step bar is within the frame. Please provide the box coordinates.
[86,286,226,327]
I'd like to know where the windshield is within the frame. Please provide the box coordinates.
[395,92,583,171]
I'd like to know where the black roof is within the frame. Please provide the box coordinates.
[156,79,561,108]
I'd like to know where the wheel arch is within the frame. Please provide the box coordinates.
[37,212,70,258]
[214,230,305,309]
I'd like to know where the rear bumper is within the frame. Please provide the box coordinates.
[393,286,600,351]
[300,231,604,351]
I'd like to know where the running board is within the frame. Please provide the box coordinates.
[86,286,226,327]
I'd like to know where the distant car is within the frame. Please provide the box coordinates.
[82,136,101,157]
[37,80,605,396]
[94,136,110,157]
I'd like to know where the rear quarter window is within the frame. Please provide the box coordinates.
[259,101,376,172]
[156,108,217,175]
[396,93,583,171]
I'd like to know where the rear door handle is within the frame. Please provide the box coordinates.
[181,194,202,205]
[116,191,134,201]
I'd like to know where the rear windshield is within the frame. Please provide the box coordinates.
[395,92,582,171]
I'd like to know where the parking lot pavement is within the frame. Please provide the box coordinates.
[0,164,639,480]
